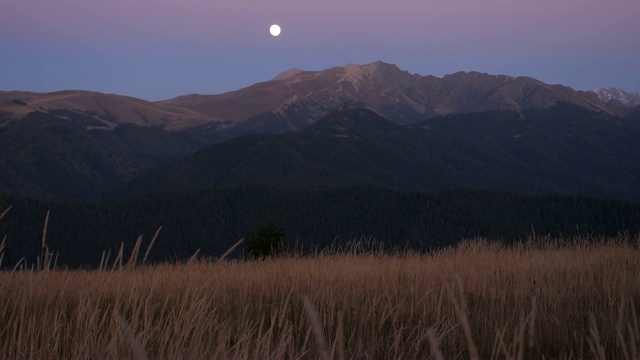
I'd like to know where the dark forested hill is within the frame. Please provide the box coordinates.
[2,186,639,268]
[0,111,203,199]
[120,104,640,201]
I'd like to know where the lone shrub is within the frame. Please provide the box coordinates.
[246,220,287,258]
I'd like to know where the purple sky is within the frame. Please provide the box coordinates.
[1,0,638,101]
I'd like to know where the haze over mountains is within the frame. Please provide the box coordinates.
[1,61,639,200]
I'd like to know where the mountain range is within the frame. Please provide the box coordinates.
[2,61,635,134]
[1,61,639,200]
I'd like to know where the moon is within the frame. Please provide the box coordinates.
[269,24,281,37]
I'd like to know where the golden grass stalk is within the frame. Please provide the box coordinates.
[186,249,200,266]
[112,242,124,271]
[588,313,607,360]
[302,295,330,360]
[427,328,445,360]
[528,296,536,349]
[125,235,143,269]
[142,226,162,264]
[41,210,49,251]
[117,315,149,360]
[99,250,109,272]
[0,205,12,221]
[218,238,245,262]
[11,256,24,271]
[0,235,5,268]
[629,300,639,360]
[41,210,50,271]
[334,312,345,360]
[443,275,479,360]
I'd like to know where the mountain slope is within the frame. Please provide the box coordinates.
[0,90,218,130]
[0,111,201,199]
[120,104,640,201]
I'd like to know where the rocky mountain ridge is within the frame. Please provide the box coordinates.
[592,87,640,107]
[2,62,633,136]
[161,61,624,133]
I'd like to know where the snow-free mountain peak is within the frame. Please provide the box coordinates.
[273,68,305,80]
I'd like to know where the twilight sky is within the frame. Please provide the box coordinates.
[1,0,638,101]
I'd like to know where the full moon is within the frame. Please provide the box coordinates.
[269,24,281,37]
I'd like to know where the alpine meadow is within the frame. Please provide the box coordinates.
[1,233,639,359]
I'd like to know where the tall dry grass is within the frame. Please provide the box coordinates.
[0,234,639,359]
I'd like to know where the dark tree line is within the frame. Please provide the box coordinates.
[1,186,639,269]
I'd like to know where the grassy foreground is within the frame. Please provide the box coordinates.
[1,235,639,359]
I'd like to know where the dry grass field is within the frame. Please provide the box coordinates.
[0,234,639,359]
